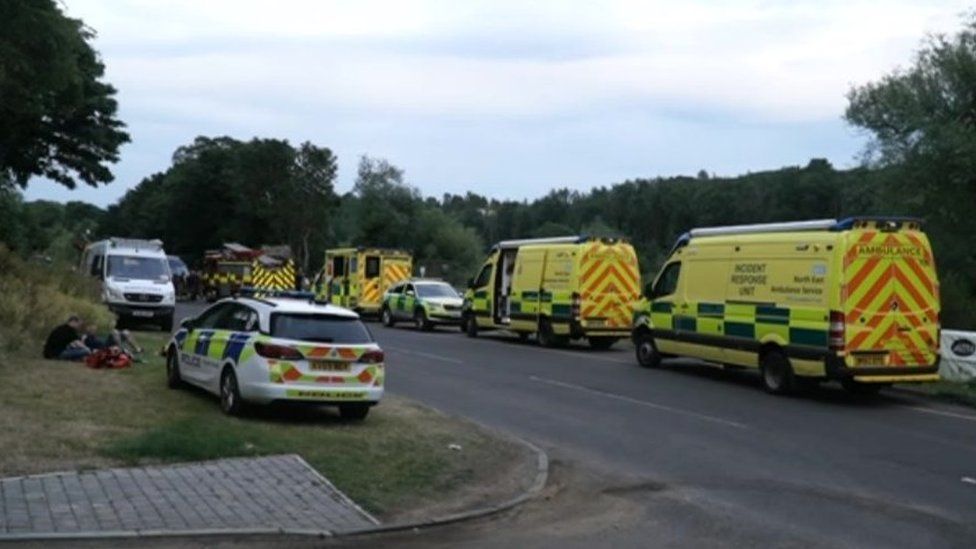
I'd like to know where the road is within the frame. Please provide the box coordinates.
[174,302,976,547]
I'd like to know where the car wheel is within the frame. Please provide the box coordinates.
[381,307,396,327]
[760,349,796,395]
[465,314,478,338]
[414,309,433,331]
[537,319,564,348]
[589,336,619,350]
[339,403,370,421]
[841,379,885,396]
[634,331,661,368]
[220,369,244,416]
[166,348,183,389]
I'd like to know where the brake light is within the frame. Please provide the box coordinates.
[254,342,304,360]
[571,292,581,319]
[828,311,845,352]
[358,350,385,364]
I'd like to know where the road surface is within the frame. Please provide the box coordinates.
[174,302,976,547]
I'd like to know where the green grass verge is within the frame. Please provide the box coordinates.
[898,379,976,409]
[0,332,522,516]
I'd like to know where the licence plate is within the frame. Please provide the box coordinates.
[854,353,888,367]
[132,310,154,318]
[310,361,349,372]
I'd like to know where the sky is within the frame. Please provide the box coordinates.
[23,0,974,207]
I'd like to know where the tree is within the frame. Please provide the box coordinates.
[845,14,976,328]
[280,142,338,271]
[0,0,129,189]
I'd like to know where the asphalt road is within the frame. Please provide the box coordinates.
[173,302,976,548]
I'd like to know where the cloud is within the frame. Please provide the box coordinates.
[22,0,972,206]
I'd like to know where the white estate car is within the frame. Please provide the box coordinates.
[165,294,384,419]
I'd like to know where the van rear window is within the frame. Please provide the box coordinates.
[270,314,373,344]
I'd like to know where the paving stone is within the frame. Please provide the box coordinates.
[0,455,376,536]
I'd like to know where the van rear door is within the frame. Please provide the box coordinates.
[842,221,939,369]
[578,242,641,330]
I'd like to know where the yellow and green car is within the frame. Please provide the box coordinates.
[380,279,464,331]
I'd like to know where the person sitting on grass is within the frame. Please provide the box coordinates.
[42,315,90,361]
[82,322,144,357]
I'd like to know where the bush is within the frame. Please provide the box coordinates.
[0,244,114,355]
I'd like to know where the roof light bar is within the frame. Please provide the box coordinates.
[689,219,838,238]
[494,236,585,249]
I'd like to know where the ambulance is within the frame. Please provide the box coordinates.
[462,236,641,348]
[319,248,413,316]
[632,218,941,395]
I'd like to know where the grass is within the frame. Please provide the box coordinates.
[0,332,525,516]
[898,379,976,409]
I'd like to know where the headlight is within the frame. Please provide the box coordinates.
[106,287,124,300]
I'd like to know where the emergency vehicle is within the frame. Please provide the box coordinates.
[203,243,297,300]
[81,238,176,330]
[380,279,464,330]
[319,248,412,316]
[165,291,384,419]
[463,236,641,348]
[632,218,941,395]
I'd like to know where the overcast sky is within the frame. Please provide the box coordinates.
[23,0,972,206]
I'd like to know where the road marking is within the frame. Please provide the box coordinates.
[962,477,976,486]
[909,406,976,423]
[385,346,464,364]
[529,375,748,430]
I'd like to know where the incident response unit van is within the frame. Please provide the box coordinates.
[318,248,413,316]
[462,236,641,349]
[81,238,176,330]
[632,218,941,394]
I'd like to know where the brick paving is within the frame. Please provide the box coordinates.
[0,455,377,537]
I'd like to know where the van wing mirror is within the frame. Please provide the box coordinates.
[644,282,655,299]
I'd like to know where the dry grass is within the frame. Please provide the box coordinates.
[0,332,529,517]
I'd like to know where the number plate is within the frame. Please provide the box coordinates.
[854,353,888,367]
[132,310,154,318]
[310,361,349,372]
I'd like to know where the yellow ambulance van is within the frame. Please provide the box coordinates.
[632,218,941,395]
[319,248,412,316]
[463,236,641,349]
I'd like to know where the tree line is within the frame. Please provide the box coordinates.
[0,2,973,327]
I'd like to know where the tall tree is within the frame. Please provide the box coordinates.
[845,15,976,327]
[0,0,129,189]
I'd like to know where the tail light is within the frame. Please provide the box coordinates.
[828,310,845,352]
[571,292,581,319]
[254,342,304,360]
[358,350,385,364]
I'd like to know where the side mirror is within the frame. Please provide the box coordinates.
[466,277,475,289]
[644,282,655,299]
[179,317,195,329]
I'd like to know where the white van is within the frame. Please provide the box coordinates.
[81,238,177,331]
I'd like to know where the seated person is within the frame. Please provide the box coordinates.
[83,323,144,356]
[43,315,90,361]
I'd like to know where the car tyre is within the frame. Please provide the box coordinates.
[166,347,183,389]
[414,308,433,331]
[381,307,396,327]
[464,314,478,338]
[220,369,245,416]
[760,349,796,395]
[634,331,661,368]
[339,403,370,421]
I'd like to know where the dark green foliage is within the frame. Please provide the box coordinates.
[0,0,129,189]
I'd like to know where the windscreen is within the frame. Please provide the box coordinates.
[415,283,458,298]
[270,314,373,344]
[107,255,170,280]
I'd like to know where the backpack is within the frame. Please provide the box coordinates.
[85,347,132,370]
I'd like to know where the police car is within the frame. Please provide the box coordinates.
[165,291,384,419]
